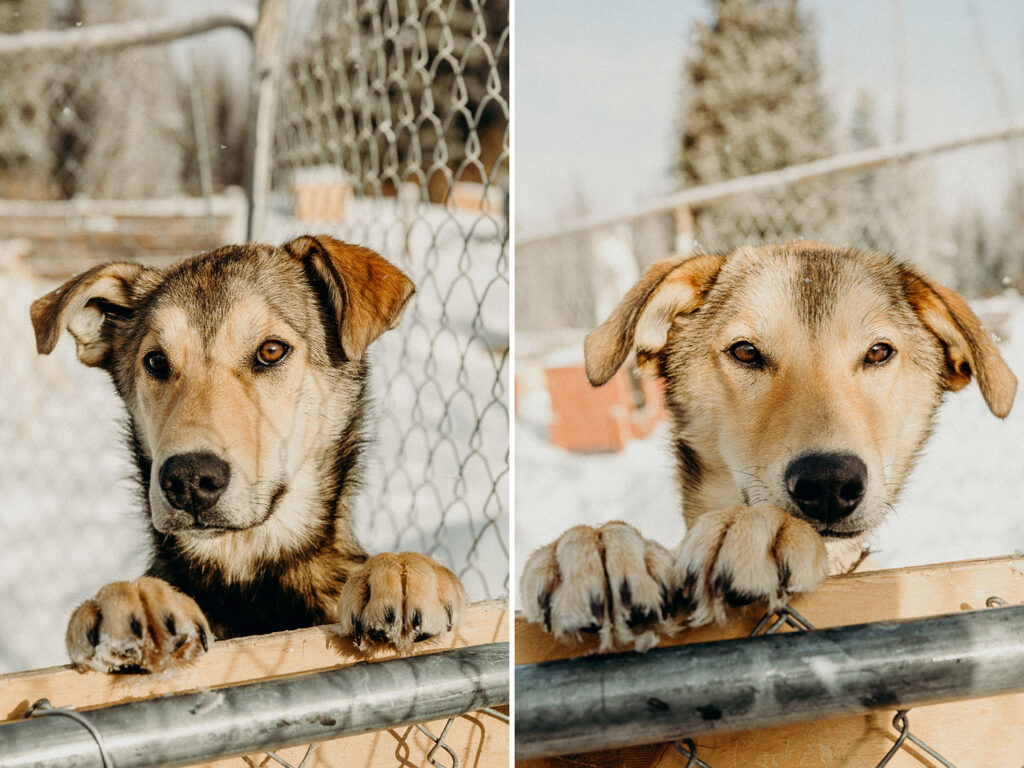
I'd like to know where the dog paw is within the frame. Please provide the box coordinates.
[520,521,675,652]
[66,577,212,674]
[337,552,467,653]
[672,506,828,627]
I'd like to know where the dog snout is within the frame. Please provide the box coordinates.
[785,453,867,525]
[159,452,231,517]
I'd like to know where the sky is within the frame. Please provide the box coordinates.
[515,0,1024,230]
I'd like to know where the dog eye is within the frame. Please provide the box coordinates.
[143,350,170,380]
[865,343,895,365]
[255,340,290,367]
[728,341,764,367]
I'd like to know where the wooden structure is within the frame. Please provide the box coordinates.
[515,556,1024,767]
[0,600,509,768]
[0,195,248,278]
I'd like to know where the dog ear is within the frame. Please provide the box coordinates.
[30,262,145,368]
[900,266,1016,418]
[584,253,725,386]
[285,235,415,361]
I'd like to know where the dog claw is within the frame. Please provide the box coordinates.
[673,506,829,627]
[336,552,466,652]
[521,522,676,652]
[66,577,211,674]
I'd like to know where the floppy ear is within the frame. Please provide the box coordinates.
[900,266,1017,418]
[584,253,725,386]
[284,235,415,361]
[30,262,145,368]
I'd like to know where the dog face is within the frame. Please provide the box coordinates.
[586,243,1016,551]
[31,236,413,569]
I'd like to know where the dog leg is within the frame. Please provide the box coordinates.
[672,506,828,627]
[336,552,467,653]
[66,577,212,673]
[520,521,676,652]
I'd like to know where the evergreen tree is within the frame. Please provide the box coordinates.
[840,90,885,250]
[840,89,957,287]
[991,179,1024,293]
[677,0,834,249]
[952,206,999,297]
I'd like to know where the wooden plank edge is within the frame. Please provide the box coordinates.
[515,554,1024,663]
[1,598,509,723]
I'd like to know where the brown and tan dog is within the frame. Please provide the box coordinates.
[521,242,1016,651]
[32,235,466,673]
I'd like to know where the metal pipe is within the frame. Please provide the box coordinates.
[0,642,508,768]
[515,605,1024,759]
[517,119,1024,246]
[0,7,256,55]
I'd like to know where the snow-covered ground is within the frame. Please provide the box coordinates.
[515,294,1024,601]
[0,212,508,674]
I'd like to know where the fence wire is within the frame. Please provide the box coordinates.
[516,133,1024,336]
[263,0,510,600]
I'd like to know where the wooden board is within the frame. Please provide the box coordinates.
[515,556,1024,768]
[0,600,509,768]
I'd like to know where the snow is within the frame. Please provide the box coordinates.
[515,294,1024,605]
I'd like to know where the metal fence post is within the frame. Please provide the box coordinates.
[246,0,287,242]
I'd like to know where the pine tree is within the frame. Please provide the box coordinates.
[952,206,999,297]
[839,90,947,284]
[991,179,1024,293]
[677,0,834,249]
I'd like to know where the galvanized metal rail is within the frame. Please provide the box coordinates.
[0,642,509,768]
[515,605,1024,759]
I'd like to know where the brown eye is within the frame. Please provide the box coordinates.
[143,350,170,380]
[728,341,764,367]
[865,342,895,365]
[256,340,290,367]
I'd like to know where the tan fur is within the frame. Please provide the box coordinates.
[284,236,415,361]
[33,236,465,673]
[31,262,145,365]
[520,521,676,652]
[65,577,210,674]
[899,266,1017,415]
[523,242,1016,650]
[337,552,468,653]
[672,506,828,627]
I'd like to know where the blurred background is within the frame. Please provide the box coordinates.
[0,0,508,673]
[515,0,1024,592]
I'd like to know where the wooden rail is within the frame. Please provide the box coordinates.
[516,556,1024,767]
[1,600,509,768]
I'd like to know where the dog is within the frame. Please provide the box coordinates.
[31,235,466,673]
[521,241,1017,651]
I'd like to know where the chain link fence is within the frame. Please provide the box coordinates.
[260,0,510,600]
[0,0,508,684]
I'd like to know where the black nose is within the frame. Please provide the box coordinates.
[159,452,230,515]
[785,453,867,524]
